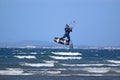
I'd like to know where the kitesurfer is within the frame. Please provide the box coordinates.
[60,24,72,43]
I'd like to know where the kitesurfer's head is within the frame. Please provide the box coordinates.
[66,24,69,28]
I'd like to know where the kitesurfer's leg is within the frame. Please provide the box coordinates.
[67,35,70,42]
[60,34,66,40]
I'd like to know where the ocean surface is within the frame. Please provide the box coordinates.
[0,48,120,80]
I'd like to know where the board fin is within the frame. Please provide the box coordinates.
[69,41,73,49]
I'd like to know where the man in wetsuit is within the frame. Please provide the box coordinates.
[60,24,72,43]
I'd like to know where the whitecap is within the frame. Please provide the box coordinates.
[106,60,120,64]
[74,74,104,76]
[20,62,54,67]
[106,64,120,66]
[41,71,61,74]
[40,52,45,54]
[14,55,36,59]
[61,63,120,67]
[0,68,32,75]
[82,68,110,73]
[29,70,61,75]
[30,52,37,54]
[113,69,120,73]
[52,52,82,56]
[47,73,104,77]
[13,52,27,54]
[43,60,58,63]
[49,56,82,60]
[13,52,37,55]
[54,68,67,71]
[61,64,104,67]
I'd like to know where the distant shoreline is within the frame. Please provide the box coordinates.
[0,40,120,50]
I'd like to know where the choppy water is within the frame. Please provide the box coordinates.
[0,48,120,80]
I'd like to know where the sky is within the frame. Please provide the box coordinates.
[0,0,120,46]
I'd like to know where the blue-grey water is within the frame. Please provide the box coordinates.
[0,48,120,80]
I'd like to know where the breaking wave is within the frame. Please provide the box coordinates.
[20,62,54,67]
[49,56,82,60]
[13,52,37,54]
[52,52,82,56]
[0,68,32,75]
[43,60,58,63]
[106,60,120,64]
[61,63,120,67]
[14,55,36,59]
[82,68,110,73]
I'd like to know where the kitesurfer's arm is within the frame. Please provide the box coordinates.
[70,27,72,32]
[65,27,72,32]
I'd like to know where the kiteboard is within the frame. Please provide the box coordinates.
[54,37,69,45]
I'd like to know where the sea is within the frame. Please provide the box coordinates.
[0,48,120,80]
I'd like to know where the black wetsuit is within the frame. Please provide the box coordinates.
[61,27,72,42]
